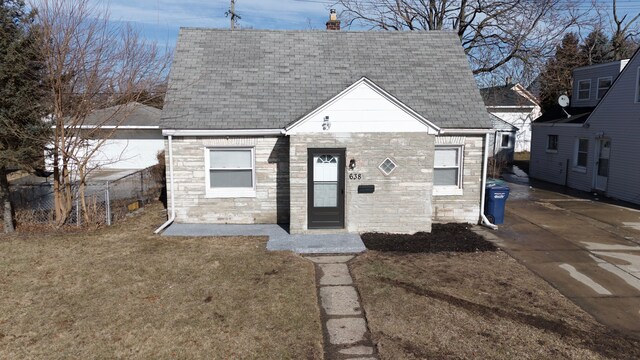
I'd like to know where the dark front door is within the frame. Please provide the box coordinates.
[308,148,345,229]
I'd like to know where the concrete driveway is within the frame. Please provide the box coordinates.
[486,180,640,337]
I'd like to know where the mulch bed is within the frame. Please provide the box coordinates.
[361,223,497,253]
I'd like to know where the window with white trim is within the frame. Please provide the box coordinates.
[205,147,256,197]
[577,79,591,100]
[547,135,558,152]
[573,138,588,170]
[636,67,640,103]
[500,133,510,148]
[597,77,612,100]
[433,146,463,195]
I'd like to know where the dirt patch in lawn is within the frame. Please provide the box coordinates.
[361,223,497,253]
[351,251,640,360]
[0,203,322,359]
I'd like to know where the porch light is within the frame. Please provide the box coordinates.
[322,116,331,131]
[349,159,356,170]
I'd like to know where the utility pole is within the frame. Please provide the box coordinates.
[226,0,241,30]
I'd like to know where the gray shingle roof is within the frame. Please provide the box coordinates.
[83,102,161,127]
[162,29,492,130]
[480,85,537,107]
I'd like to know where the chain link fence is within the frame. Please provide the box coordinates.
[10,166,164,228]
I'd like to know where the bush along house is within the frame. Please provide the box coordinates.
[155,20,497,235]
[530,48,640,204]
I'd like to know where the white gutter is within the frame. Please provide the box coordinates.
[162,129,285,136]
[480,132,498,230]
[439,128,493,135]
[154,135,176,234]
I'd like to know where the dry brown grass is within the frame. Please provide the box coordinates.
[0,203,322,359]
[351,251,640,360]
[514,151,531,161]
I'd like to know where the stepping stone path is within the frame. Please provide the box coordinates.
[306,255,378,359]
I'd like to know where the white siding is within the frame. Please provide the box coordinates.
[489,110,539,152]
[287,81,436,133]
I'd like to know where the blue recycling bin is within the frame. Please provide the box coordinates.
[485,182,510,224]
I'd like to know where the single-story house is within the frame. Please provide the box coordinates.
[46,102,164,173]
[481,83,541,152]
[530,51,639,204]
[157,27,496,234]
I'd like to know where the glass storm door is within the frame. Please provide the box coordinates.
[595,139,611,191]
[308,149,345,229]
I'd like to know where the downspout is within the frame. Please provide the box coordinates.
[480,132,498,230]
[154,135,175,234]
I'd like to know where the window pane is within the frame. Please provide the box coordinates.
[210,150,251,169]
[578,139,589,152]
[579,81,590,90]
[314,182,337,207]
[434,149,458,167]
[577,153,588,167]
[210,170,252,188]
[501,134,509,147]
[434,168,458,186]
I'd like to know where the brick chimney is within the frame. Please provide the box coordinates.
[326,9,340,30]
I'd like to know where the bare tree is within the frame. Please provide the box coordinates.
[33,0,170,226]
[610,0,640,60]
[335,0,585,79]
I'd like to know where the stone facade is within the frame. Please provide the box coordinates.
[167,133,483,231]
[289,132,434,234]
[168,136,289,224]
[431,135,484,223]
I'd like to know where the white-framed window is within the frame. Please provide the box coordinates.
[597,77,612,100]
[204,147,256,198]
[378,158,397,176]
[636,67,640,103]
[547,134,558,153]
[500,133,510,148]
[573,138,588,171]
[577,79,591,100]
[433,146,463,196]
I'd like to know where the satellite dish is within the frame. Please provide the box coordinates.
[558,95,570,108]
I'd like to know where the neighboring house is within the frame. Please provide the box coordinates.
[47,102,164,172]
[159,27,494,235]
[488,114,518,162]
[530,53,639,204]
[481,83,542,152]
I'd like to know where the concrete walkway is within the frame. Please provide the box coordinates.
[162,223,366,254]
[482,181,640,337]
[306,255,378,359]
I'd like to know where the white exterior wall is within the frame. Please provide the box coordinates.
[45,129,164,171]
[287,80,437,134]
[490,109,539,152]
[84,138,164,170]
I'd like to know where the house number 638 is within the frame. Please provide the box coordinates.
[349,173,362,180]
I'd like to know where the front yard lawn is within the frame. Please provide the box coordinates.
[0,203,322,359]
[351,250,640,359]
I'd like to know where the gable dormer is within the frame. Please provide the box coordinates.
[572,60,629,107]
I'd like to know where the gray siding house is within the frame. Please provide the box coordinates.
[157,28,495,235]
[530,51,640,204]
[488,114,518,162]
